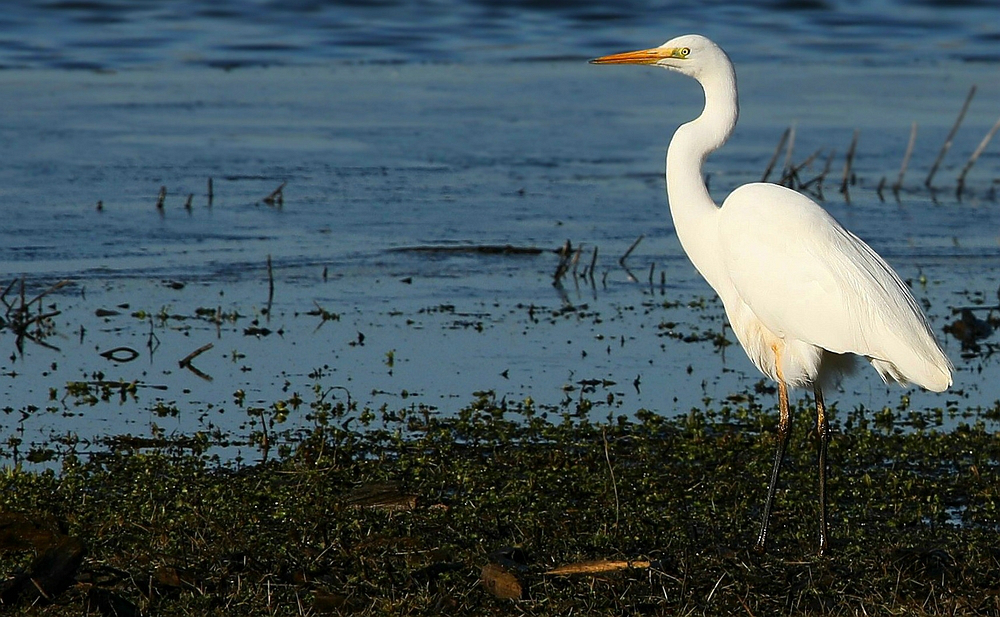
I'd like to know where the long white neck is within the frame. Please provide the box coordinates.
[665,63,739,293]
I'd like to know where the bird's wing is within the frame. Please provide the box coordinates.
[718,182,950,390]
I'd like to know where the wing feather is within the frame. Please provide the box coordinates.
[718,182,951,391]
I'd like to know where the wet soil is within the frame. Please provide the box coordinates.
[2,395,1000,615]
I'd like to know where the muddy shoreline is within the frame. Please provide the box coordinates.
[2,395,999,614]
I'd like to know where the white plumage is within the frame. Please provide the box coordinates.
[719,181,952,391]
[593,34,952,554]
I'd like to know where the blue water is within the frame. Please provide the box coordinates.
[1,0,999,462]
[1,0,997,70]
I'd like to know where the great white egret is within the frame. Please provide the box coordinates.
[592,35,952,555]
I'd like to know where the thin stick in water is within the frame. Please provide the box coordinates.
[781,123,796,185]
[552,240,572,285]
[263,181,286,207]
[619,234,644,266]
[893,121,918,194]
[570,245,584,283]
[819,149,835,185]
[179,342,214,368]
[925,84,976,188]
[761,127,789,182]
[956,114,1000,198]
[266,254,274,321]
[839,130,859,197]
[781,148,820,188]
[179,342,215,381]
[800,149,835,192]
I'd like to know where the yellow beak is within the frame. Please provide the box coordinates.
[590,47,681,65]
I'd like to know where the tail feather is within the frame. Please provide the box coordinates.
[870,351,952,393]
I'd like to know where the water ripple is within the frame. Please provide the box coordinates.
[0,0,993,69]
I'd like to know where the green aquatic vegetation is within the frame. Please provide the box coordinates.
[61,380,139,407]
[304,303,340,327]
[1,395,999,615]
[194,306,243,325]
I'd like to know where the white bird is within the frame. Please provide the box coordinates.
[592,35,952,555]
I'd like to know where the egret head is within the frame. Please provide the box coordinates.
[590,34,729,81]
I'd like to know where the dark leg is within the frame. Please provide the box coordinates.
[754,358,790,554]
[815,384,830,555]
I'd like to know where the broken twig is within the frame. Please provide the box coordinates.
[619,235,644,266]
[263,182,286,207]
[179,343,214,381]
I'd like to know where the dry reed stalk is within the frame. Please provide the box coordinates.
[839,130,859,197]
[956,114,1000,197]
[619,234,643,266]
[893,121,918,194]
[762,127,790,182]
[925,85,976,187]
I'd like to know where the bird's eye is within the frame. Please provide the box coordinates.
[680,47,691,57]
